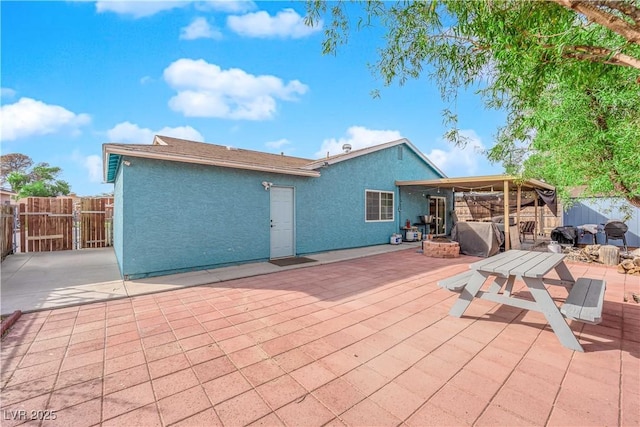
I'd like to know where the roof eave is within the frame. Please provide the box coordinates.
[103,145,321,179]
[103,144,117,183]
[302,138,447,178]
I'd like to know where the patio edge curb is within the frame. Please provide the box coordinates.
[1,310,22,336]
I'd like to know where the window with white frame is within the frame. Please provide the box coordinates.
[365,190,394,222]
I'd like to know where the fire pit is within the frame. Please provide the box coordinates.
[423,238,460,258]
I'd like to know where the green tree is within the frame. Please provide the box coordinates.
[0,153,33,186]
[6,162,71,198]
[306,0,640,207]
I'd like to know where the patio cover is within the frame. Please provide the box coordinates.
[462,188,557,220]
[396,175,556,250]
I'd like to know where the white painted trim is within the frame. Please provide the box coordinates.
[429,195,447,236]
[365,189,395,223]
[153,136,169,145]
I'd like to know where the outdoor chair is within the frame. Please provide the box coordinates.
[604,220,628,252]
[519,220,536,242]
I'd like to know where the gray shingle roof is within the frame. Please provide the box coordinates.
[103,135,445,182]
[109,135,314,169]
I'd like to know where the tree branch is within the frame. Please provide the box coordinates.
[591,0,640,26]
[609,172,640,207]
[587,89,640,208]
[562,45,640,70]
[552,0,640,44]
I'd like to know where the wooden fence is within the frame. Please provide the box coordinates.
[19,198,74,252]
[80,197,113,249]
[13,196,114,253]
[1,205,15,260]
[454,196,560,236]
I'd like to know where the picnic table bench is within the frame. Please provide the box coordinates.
[438,270,475,292]
[438,250,606,352]
[561,277,606,324]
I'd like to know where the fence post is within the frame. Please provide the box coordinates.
[19,203,26,253]
[1,205,16,260]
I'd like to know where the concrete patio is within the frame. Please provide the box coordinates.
[0,243,420,315]
[1,248,638,426]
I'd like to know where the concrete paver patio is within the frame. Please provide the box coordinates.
[0,244,421,315]
[1,249,639,426]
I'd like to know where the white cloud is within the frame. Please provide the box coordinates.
[227,8,322,39]
[163,58,308,120]
[315,126,403,158]
[95,1,188,18]
[140,76,153,85]
[180,17,223,40]
[84,155,103,182]
[425,129,487,176]
[1,87,16,99]
[91,1,255,18]
[265,138,290,149]
[71,150,103,183]
[0,97,90,142]
[107,121,204,143]
[196,0,256,13]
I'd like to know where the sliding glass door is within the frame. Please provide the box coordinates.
[429,196,446,235]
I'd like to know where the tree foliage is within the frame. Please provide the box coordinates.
[306,0,640,207]
[2,155,71,198]
[0,153,33,186]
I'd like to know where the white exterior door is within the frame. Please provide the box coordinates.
[270,187,295,259]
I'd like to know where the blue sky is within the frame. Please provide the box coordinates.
[1,0,505,196]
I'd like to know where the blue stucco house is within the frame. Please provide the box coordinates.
[103,136,449,279]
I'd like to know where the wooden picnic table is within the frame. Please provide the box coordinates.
[440,250,605,352]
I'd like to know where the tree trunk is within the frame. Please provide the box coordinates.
[600,245,620,266]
